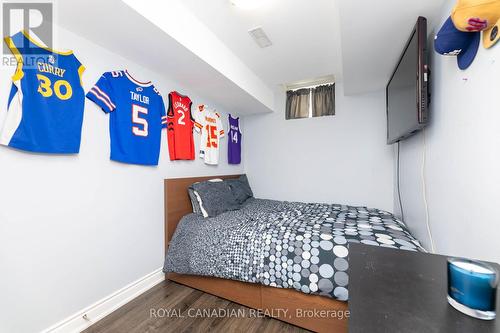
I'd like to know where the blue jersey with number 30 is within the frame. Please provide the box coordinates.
[1,30,85,153]
[86,70,166,165]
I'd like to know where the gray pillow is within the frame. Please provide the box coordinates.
[225,175,253,204]
[191,180,241,217]
[188,178,224,216]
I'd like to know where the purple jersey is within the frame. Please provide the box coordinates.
[228,114,241,164]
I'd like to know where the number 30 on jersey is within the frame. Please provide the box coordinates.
[37,74,73,100]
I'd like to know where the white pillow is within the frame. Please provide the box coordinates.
[193,190,208,218]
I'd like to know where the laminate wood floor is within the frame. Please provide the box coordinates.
[83,280,310,333]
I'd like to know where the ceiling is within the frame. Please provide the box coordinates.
[56,0,274,115]
[57,0,449,111]
[338,0,447,94]
[181,0,341,87]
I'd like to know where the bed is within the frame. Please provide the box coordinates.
[163,175,424,332]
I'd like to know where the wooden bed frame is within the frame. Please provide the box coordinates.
[164,175,348,333]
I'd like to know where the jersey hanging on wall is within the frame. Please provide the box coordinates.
[86,70,166,165]
[1,30,86,153]
[194,105,224,165]
[227,114,241,164]
[167,91,194,160]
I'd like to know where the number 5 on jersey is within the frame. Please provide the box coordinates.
[132,104,148,137]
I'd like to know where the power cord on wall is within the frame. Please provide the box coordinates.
[421,128,436,253]
[397,141,405,223]
[397,132,436,253]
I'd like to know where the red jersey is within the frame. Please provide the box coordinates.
[167,91,195,160]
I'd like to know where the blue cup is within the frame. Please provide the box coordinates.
[447,258,498,320]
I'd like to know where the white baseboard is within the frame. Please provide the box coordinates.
[41,268,165,333]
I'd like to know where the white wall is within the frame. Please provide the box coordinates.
[396,0,500,264]
[0,26,243,333]
[244,83,394,212]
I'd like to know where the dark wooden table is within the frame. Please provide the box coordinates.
[348,244,499,333]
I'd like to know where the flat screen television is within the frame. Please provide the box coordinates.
[386,16,429,144]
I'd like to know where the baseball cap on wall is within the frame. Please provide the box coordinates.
[451,0,500,49]
[451,0,500,31]
[435,17,481,70]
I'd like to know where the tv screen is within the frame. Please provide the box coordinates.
[386,17,429,144]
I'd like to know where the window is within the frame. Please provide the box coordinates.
[285,84,335,120]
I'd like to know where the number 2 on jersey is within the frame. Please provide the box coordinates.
[177,110,186,125]
[132,104,148,137]
[205,125,218,148]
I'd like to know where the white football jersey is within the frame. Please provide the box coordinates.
[194,105,225,165]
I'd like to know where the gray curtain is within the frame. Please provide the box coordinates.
[312,84,335,117]
[286,88,311,119]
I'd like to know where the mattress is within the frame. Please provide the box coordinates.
[163,198,424,301]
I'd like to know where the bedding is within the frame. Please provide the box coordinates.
[164,198,424,301]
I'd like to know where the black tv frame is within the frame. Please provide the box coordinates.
[386,16,429,144]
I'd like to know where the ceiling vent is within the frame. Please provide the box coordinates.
[248,27,272,48]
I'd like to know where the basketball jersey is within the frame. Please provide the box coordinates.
[194,105,224,165]
[227,114,241,165]
[167,91,194,160]
[86,70,166,166]
[1,30,85,153]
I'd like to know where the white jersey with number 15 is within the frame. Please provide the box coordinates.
[194,105,225,165]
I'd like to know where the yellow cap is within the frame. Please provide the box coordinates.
[483,18,500,48]
[451,0,500,32]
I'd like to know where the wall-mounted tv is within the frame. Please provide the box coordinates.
[386,16,429,144]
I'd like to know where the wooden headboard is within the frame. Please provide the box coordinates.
[164,175,242,252]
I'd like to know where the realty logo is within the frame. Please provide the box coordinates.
[2,1,53,55]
